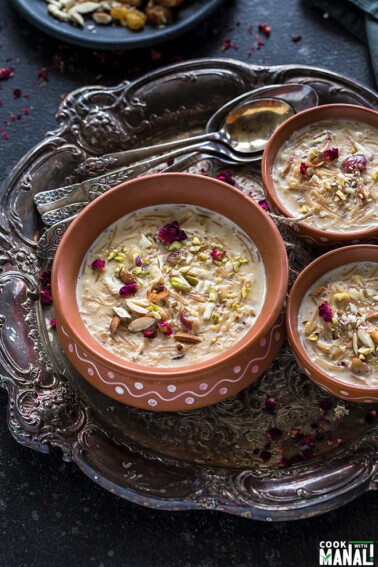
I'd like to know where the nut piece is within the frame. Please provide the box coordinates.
[74,2,100,14]
[113,306,131,320]
[119,268,137,285]
[126,300,149,316]
[110,315,121,335]
[350,357,369,374]
[147,289,170,304]
[173,332,202,344]
[366,310,378,321]
[146,0,172,25]
[128,317,156,333]
[92,11,112,24]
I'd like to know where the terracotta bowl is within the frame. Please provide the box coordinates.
[52,173,289,412]
[286,245,378,403]
[261,104,378,249]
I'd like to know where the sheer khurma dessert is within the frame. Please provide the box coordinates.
[299,262,378,387]
[77,205,266,367]
[273,119,378,232]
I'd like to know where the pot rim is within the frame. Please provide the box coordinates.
[286,244,378,395]
[52,172,289,380]
[261,103,378,240]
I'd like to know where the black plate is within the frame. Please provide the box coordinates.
[11,0,225,50]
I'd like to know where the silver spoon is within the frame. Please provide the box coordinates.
[76,84,318,174]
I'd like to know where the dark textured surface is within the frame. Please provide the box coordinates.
[0,0,376,565]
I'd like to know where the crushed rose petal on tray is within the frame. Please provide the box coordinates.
[77,204,266,367]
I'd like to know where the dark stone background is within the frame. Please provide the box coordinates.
[0,0,376,565]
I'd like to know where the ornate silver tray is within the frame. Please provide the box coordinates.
[1,58,377,521]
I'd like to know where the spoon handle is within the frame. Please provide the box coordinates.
[78,131,220,174]
[35,140,226,222]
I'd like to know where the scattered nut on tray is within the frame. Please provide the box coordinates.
[45,0,186,31]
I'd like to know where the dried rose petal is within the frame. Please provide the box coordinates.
[278,458,288,468]
[365,410,376,424]
[291,34,302,42]
[158,322,173,336]
[342,154,367,173]
[258,199,270,211]
[319,399,332,414]
[158,221,187,244]
[119,283,137,297]
[265,396,276,413]
[216,171,236,186]
[266,427,282,441]
[211,249,226,261]
[300,162,309,176]
[50,318,56,328]
[258,23,271,37]
[41,288,53,305]
[144,331,156,339]
[180,309,193,330]
[259,450,271,462]
[0,67,15,81]
[135,255,142,267]
[291,428,301,439]
[40,271,52,285]
[319,302,332,323]
[323,147,339,160]
[91,259,105,271]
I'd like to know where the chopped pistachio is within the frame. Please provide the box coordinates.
[334,293,349,301]
[184,275,199,287]
[336,190,346,200]
[150,303,159,312]
[241,287,248,299]
[209,287,218,302]
[323,180,332,190]
[358,347,373,356]
[192,236,201,245]
[114,253,126,262]
[215,277,223,283]
[213,260,222,266]
[211,242,222,249]
[200,218,206,225]
[308,333,318,342]
[227,293,237,299]
[107,251,117,261]
[212,312,219,324]
[170,276,191,292]
[189,245,201,253]
[168,241,182,251]
[372,170,378,181]
[231,260,240,272]
[121,247,126,253]
[198,253,209,261]
[240,257,249,264]
[245,282,251,288]
[134,266,142,275]
[115,264,124,273]
[300,205,308,214]
[331,317,338,324]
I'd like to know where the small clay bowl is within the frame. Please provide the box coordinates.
[286,245,378,403]
[261,104,378,249]
[52,173,289,412]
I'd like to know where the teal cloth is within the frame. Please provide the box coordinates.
[308,0,378,87]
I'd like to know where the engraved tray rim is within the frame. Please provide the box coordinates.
[0,58,377,521]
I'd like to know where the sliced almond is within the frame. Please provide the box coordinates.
[113,306,131,320]
[110,315,121,335]
[357,328,375,349]
[119,268,137,285]
[173,332,202,344]
[128,317,156,333]
[350,357,369,374]
[74,2,100,14]
[126,300,149,316]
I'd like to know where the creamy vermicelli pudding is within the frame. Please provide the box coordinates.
[273,119,378,232]
[77,205,266,367]
[299,262,378,387]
